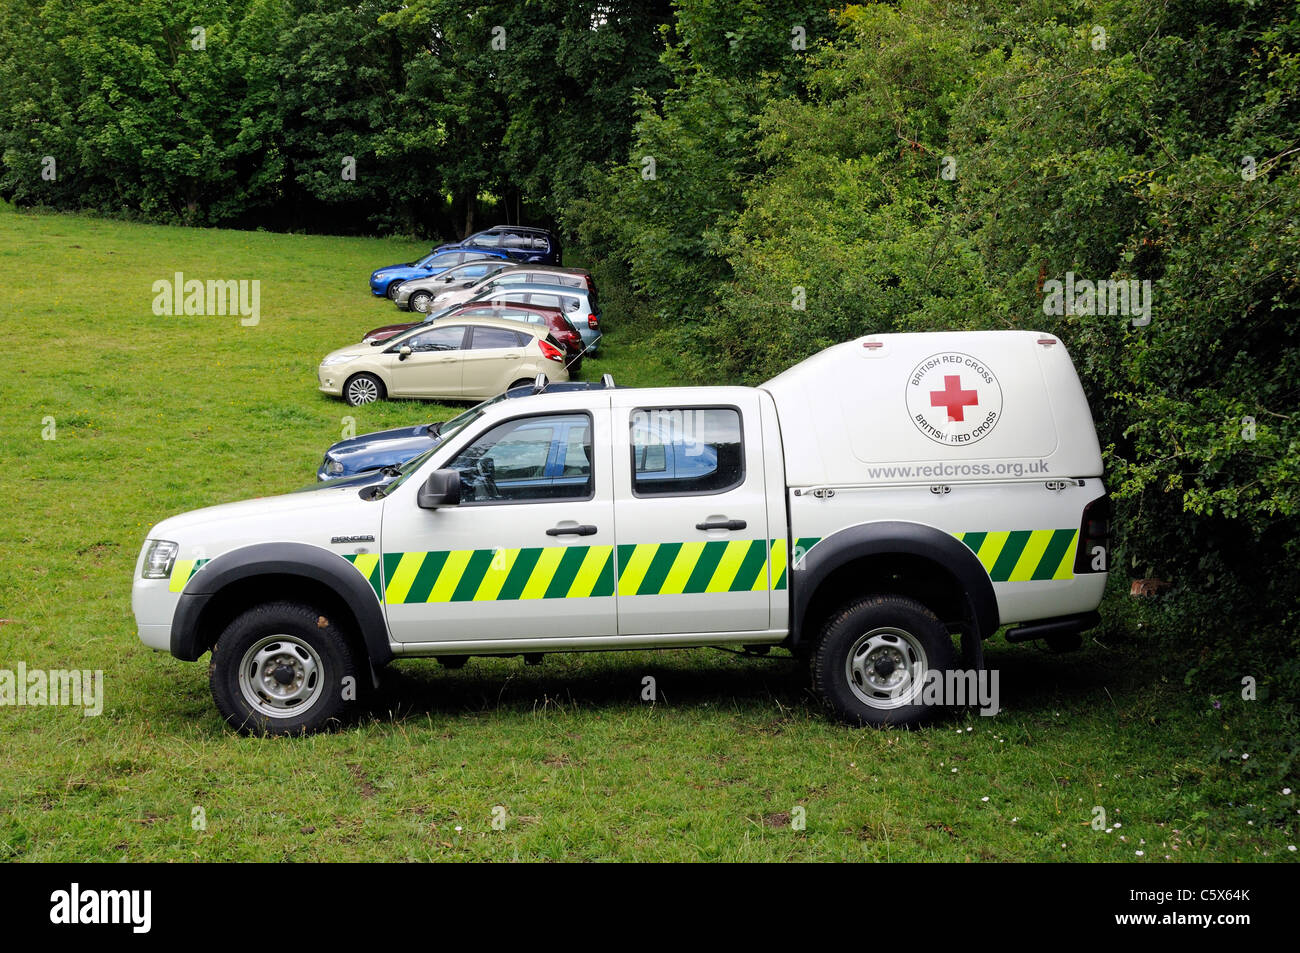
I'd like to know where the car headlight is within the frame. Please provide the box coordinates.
[142,540,179,579]
[320,354,360,367]
[324,458,344,475]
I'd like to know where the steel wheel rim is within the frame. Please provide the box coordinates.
[845,626,928,709]
[237,634,324,718]
[347,377,378,404]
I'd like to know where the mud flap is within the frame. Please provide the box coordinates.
[960,625,985,673]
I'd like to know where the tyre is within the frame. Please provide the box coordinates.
[409,290,432,313]
[810,594,956,728]
[509,378,534,391]
[385,281,403,300]
[344,373,385,406]
[209,601,360,736]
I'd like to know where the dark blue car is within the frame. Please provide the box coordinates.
[315,381,616,484]
[369,248,514,299]
[436,226,561,266]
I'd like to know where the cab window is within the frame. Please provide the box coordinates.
[630,407,743,496]
[449,414,593,503]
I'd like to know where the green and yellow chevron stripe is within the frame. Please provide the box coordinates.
[616,539,770,596]
[957,528,1078,582]
[376,545,616,604]
[168,557,209,593]
[355,538,820,605]
[344,552,383,600]
[771,536,822,591]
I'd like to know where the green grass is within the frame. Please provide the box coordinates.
[0,204,1296,861]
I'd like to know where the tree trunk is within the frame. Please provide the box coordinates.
[463,192,477,238]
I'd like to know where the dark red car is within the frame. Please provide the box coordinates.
[362,303,586,373]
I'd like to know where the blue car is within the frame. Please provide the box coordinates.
[316,380,617,483]
[369,248,514,300]
[436,226,561,266]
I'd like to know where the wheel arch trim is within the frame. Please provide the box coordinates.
[789,520,999,645]
[169,542,393,665]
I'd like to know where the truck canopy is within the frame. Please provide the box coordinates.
[760,330,1103,487]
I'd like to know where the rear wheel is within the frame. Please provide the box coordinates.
[344,373,385,406]
[209,601,360,735]
[810,595,956,728]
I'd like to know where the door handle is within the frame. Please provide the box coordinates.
[696,519,747,531]
[546,524,598,537]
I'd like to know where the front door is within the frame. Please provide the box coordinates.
[380,400,617,645]
[385,323,468,399]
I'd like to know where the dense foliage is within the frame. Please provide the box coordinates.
[578,0,1300,704]
[3,0,1296,701]
[0,0,673,231]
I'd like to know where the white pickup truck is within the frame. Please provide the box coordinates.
[132,330,1109,734]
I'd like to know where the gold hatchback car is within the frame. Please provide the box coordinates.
[319,316,571,406]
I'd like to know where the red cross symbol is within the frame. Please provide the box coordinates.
[930,374,979,422]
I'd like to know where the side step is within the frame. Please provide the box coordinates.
[1004,611,1100,644]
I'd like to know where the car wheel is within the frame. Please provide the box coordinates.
[409,291,432,313]
[208,601,360,736]
[810,595,957,728]
[385,281,403,300]
[344,373,385,406]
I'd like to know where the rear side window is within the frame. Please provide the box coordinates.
[630,407,744,496]
[470,326,525,349]
[529,274,580,288]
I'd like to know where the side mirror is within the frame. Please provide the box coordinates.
[399,345,412,360]
[417,468,461,509]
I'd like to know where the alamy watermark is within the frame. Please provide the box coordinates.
[1,663,103,716]
[152,271,260,326]
[1042,271,1151,326]
[906,667,1002,715]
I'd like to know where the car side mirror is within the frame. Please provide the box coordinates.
[417,468,462,509]
[398,345,412,360]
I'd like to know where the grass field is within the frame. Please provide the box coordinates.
[0,204,1295,861]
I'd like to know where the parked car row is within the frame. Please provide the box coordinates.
[314,225,598,485]
[325,226,601,407]
[368,225,562,299]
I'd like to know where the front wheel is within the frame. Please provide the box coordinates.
[810,595,957,728]
[344,373,385,406]
[209,601,360,735]
[385,281,403,300]
[409,290,432,313]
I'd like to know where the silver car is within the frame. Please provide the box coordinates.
[393,258,511,313]
[429,265,593,312]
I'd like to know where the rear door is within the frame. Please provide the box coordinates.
[461,325,528,398]
[610,391,772,635]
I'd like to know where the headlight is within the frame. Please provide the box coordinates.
[320,354,359,367]
[324,458,344,475]
[142,540,178,579]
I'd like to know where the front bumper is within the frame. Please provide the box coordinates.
[318,366,345,396]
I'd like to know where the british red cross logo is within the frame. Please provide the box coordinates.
[930,374,979,422]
